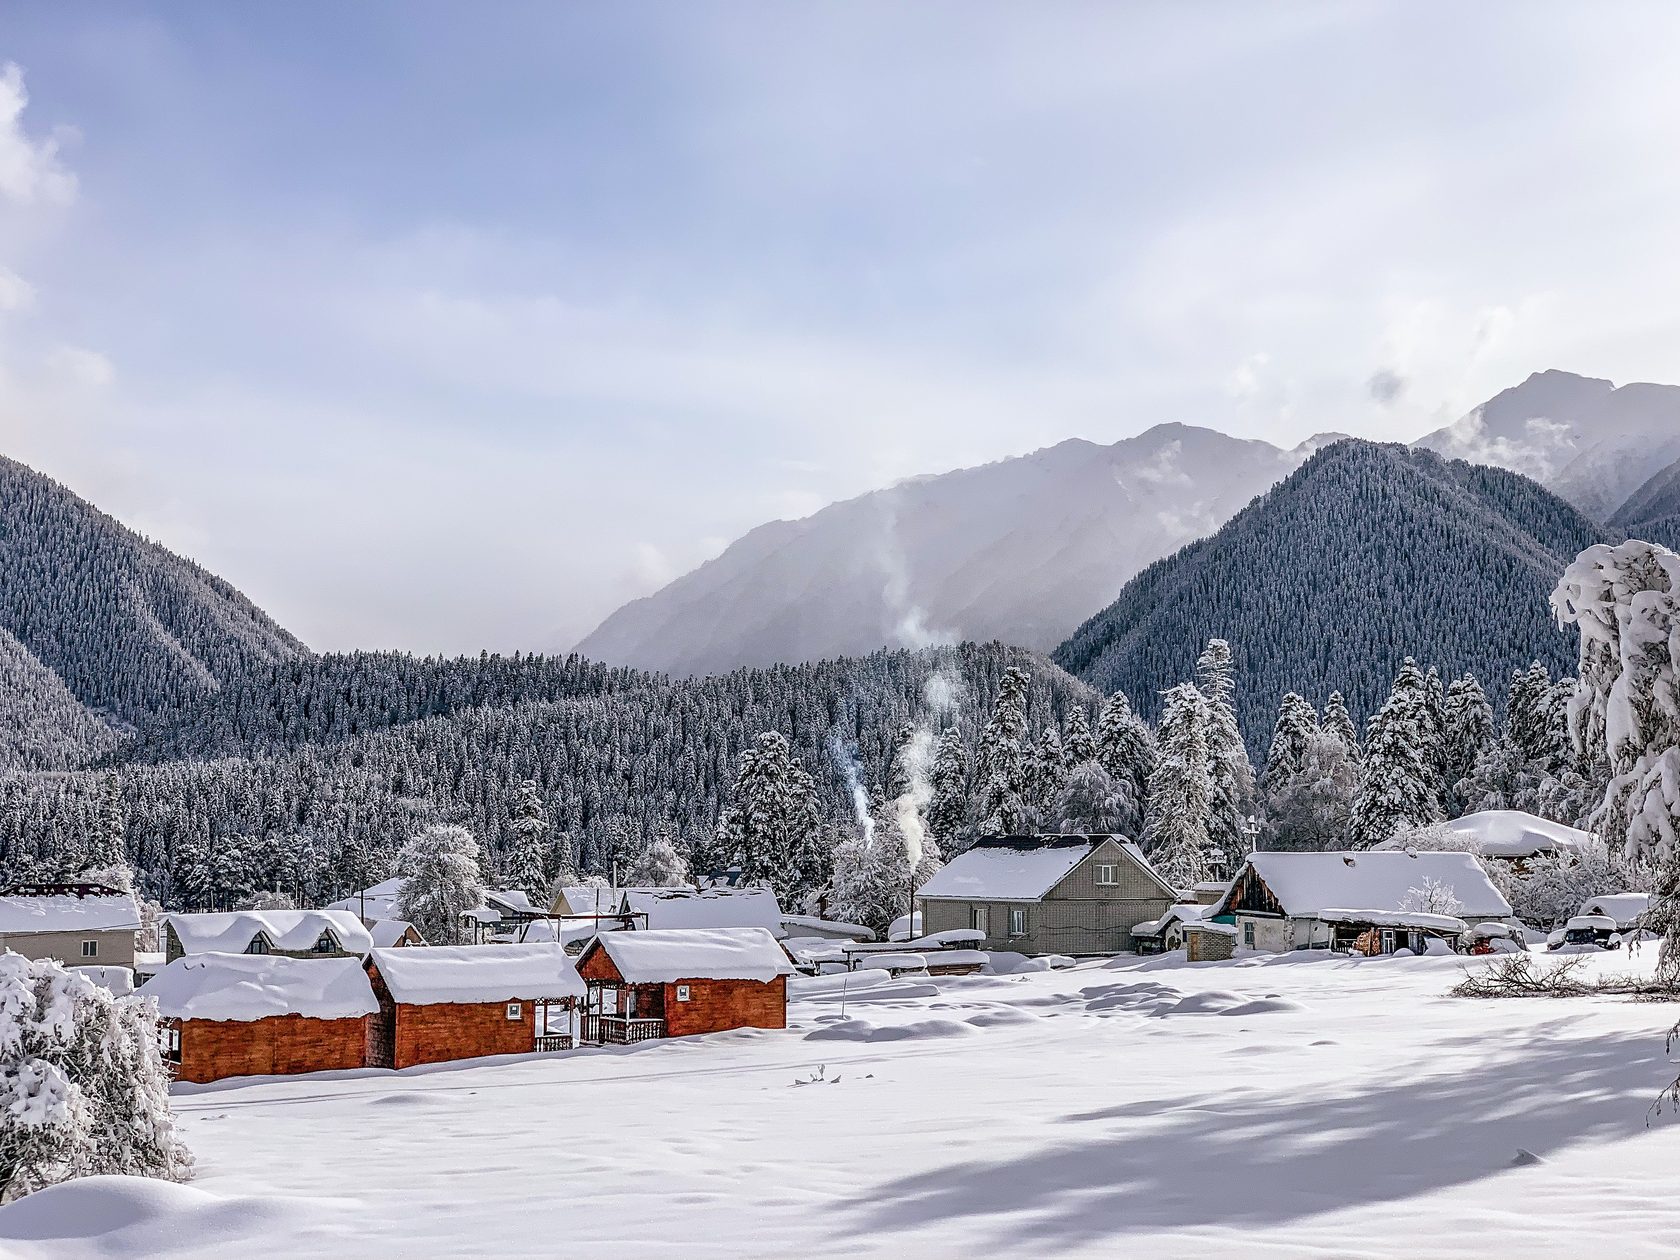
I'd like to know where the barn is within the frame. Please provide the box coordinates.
[365,943,587,1069]
[576,927,794,1045]
[141,953,378,1084]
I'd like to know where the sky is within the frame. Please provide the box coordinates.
[5,3,1680,654]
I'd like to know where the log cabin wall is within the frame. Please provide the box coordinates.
[175,1013,368,1084]
[663,976,787,1037]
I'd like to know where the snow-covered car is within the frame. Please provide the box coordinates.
[1551,914,1619,950]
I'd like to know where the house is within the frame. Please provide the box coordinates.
[621,886,784,934]
[1208,850,1513,955]
[1578,893,1651,931]
[164,909,374,962]
[141,953,378,1084]
[365,943,587,1069]
[1376,810,1594,868]
[576,927,794,1044]
[915,835,1179,956]
[369,918,426,948]
[0,882,141,969]
[326,876,405,922]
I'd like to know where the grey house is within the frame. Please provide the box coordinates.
[916,835,1178,956]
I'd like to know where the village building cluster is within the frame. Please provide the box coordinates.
[0,807,1653,1086]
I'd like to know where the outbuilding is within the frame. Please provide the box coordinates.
[576,927,794,1044]
[365,943,587,1069]
[0,882,141,970]
[141,953,378,1084]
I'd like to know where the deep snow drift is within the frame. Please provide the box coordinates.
[7,948,1680,1258]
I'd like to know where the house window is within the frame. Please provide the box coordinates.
[506,1002,523,1021]
[246,935,270,955]
[676,985,691,1002]
[81,940,98,958]
[1381,929,1396,954]
[971,906,989,935]
[1095,864,1118,886]
[1243,921,1256,948]
[1008,908,1027,937]
[314,932,336,954]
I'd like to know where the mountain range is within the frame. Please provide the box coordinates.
[577,369,1680,681]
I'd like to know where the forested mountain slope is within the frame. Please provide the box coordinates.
[2,642,1097,904]
[1608,454,1680,551]
[0,624,123,770]
[576,424,1335,675]
[0,456,305,733]
[1053,441,1607,746]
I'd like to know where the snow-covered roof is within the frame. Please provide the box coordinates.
[916,836,1099,902]
[326,877,404,921]
[622,887,784,933]
[1317,908,1468,932]
[371,943,585,1004]
[779,914,873,941]
[1219,851,1512,920]
[1382,810,1595,859]
[1133,902,1210,935]
[1566,914,1618,933]
[558,884,624,917]
[585,927,795,985]
[1184,919,1237,937]
[72,964,135,995]
[165,910,374,956]
[484,889,541,917]
[1579,893,1650,927]
[141,953,378,1023]
[0,887,140,935]
[369,918,422,948]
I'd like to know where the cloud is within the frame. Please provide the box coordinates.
[1367,368,1406,405]
[0,266,33,312]
[44,344,112,388]
[0,64,76,207]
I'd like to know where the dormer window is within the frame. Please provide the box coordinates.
[314,932,336,954]
[246,933,270,955]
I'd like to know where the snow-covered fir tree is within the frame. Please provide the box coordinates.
[1261,729,1358,851]
[1094,690,1156,830]
[975,666,1032,835]
[925,727,969,851]
[394,824,485,944]
[1349,658,1442,848]
[1050,761,1134,835]
[1062,706,1097,767]
[1021,727,1069,826]
[1262,693,1319,794]
[1143,683,1215,888]
[714,731,828,904]
[1321,690,1361,763]
[1442,674,1496,813]
[1196,639,1256,866]
[504,779,549,896]
[625,821,690,888]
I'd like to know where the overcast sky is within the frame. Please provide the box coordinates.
[4,3,1680,654]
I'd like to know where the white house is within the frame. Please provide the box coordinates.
[0,882,142,969]
[1209,850,1513,955]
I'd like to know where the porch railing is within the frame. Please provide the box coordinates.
[582,1014,666,1045]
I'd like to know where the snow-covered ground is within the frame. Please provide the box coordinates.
[8,948,1680,1258]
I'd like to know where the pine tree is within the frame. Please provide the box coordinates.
[1196,639,1256,866]
[505,779,549,896]
[394,824,485,944]
[1262,693,1320,793]
[715,731,828,904]
[1422,665,1448,804]
[1322,691,1361,762]
[1094,691,1156,825]
[1022,727,1069,825]
[1143,684,1214,887]
[976,666,1031,835]
[1062,706,1097,766]
[925,727,969,851]
[1442,674,1496,813]
[1349,659,1442,847]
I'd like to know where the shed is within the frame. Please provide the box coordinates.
[365,943,586,1069]
[0,882,142,969]
[1130,902,1209,954]
[576,927,794,1044]
[1184,919,1237,962]
[1209,850,1511,954]
[369,918,426,948]
[916,835,1178,955]
[140,953,377,1084]
[164,909,374,962]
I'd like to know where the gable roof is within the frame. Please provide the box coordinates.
[371,943,585,1005]
[165,909,374,956]
[1215,851,1512,920]
[0,885,140,935]
[621,887,784,933]
[916,834,1173,902]
[1377,810,1595,859]
[141,953,378,1023]
[369,918,423,948]
[582,927,795,985]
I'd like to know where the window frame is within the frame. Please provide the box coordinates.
[81,939,99,958]
[1242,921,1256,948]
[246,933,271,955]
[1008,907,1027,938]
[1094,863,1118,886]
[971,906,989,935]
[506,1001,523,1021]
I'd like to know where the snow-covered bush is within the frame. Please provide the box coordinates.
[1401,876,1463,918]
[0,954,191,1202]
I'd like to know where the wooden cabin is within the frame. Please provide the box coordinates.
[368,918,426,948]
[163,909,373,963]
[0,882,142,970]
[364,943,587,1069]
[576,927,795,1045]
[140,954,377,1084]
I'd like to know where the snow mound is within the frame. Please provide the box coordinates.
[804,1017,978,1043]
[985,952,1075,975]
[0,1175,344,1258]
[964,1007,1040,1028]
[1154,990,1307,1017]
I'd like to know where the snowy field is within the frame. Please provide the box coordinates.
[7,949,1680,1259]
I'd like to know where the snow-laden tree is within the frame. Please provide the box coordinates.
[1442,674,1496,813]
[828,789,915,938]
[1262,693,1319,793]
[1261,729,1357,851]
[1063,706,1097,767]
[395,824,485,945]
[1196,639,1256,866]
[0,955,191,1201]
[925,727,969,851]
[1143,683,1215,888]
[1401,875,1463,918]
[1094,690,1156,822]
[505,779,549,897]
[1050,761,1137,836]
[1422,665,1448,801]
[1349,658,1442,848]
[1322,691,1362,763]
[626,821,690,888]
[715,731,828,904]
[976,666,1032,835]
[1021,727,1069,826]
